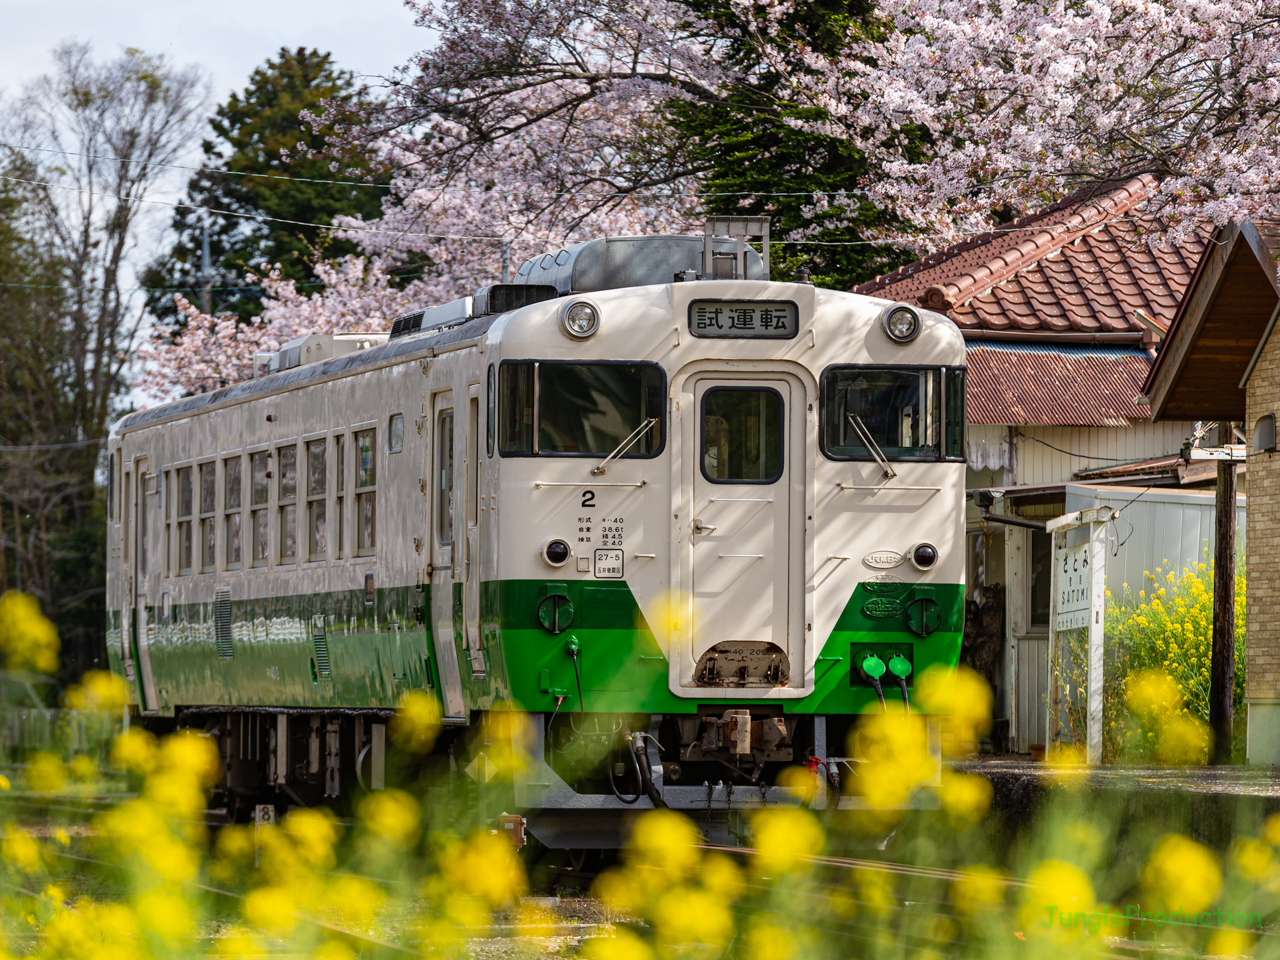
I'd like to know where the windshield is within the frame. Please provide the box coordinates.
[822,366,965,460]
[499,361,664,456]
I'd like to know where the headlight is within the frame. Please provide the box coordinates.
[560,299,600,340]
[910,543,938,571]
[542,538,572,567]
[882,304,921,343]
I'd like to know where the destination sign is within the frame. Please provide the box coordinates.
[688,299,799,339]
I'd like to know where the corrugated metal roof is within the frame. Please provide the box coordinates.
[967,343,1152,427]
[853,177,1210,345]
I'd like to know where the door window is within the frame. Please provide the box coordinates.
[700,387,784,483]
[438,411,454,544]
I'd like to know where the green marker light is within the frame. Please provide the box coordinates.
[862,653,886,680]
[888,654,912,680]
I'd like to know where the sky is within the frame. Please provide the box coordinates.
[0,0,430,109]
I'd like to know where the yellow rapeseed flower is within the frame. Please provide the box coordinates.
[939,771,993,822]
[26,753,66,794]
[358,789,421,844]
[625,809,700,877]
[1,832,42,874]
[64,670,129,712]
[0,591,58,674]
[1020,860,1095,939]
[135,888,196,942]
[242,884,300,936]
[284,807,342,870]
[1141,833,1221,913]
[1233,838,1274,881]
[581,928,655,960]
[440,830,526,906]
[751,806,824,876]
[390,690,441,755]
[951,865,1006,917]
[110,727,158,775]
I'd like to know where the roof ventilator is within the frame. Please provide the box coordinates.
[704,216,770,281]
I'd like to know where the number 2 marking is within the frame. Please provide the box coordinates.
[581,490,596,508]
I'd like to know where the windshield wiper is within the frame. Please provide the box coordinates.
[592,418,659,476]
[847,414,898,480]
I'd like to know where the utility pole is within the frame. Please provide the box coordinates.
[1210,421,1238,764]
[500,240,511,284]
[200,224,212,315]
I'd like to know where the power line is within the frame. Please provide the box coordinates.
[0,438,104,452]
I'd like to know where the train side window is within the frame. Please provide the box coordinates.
[437,413,454,544]
[177,466,193,575]
[278,444,298,564]
[224,456,242,570]
[162,470,171,577]
[498,360,664,456]
[388,414,404,454]
[820,366,951,461]
[701,387,784,483]
[335,434,346,559]
[307,439,328,561]
[250,451,269,568]
[945,367,967,459]
[355,429,376,557]
[486,364,496,457]
[199,462,217,572]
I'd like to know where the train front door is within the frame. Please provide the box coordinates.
[430,392,467,721]
[690,378,798,679]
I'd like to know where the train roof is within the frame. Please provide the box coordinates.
[113,313,497,439]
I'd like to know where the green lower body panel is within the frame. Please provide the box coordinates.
[105,578,961,718]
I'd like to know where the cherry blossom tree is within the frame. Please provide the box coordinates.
[135,257,428,400]
[745,0,1280,245]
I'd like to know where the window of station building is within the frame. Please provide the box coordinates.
[224,456,242,570]
[355,429,376,557]
[250,451,269,568]
[199,462,217,572]
[388,413,404,454]
[498,361,664,457]
[335,434,346,559]
[307,439,327,561]
[177,466,193,575]
[278,444,298,564]
[1029,528,1052,629]
[820,366,967,461]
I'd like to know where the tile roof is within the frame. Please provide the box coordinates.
[853,177,1211,344]
[966,343,1154,427]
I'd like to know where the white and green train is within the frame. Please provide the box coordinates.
[106,227,967,842]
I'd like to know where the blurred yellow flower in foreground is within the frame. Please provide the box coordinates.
[26,752,66,794]
[1141,833,1221,913]
[1020,859,1095,937]
[135,887,196,942]
[774,764,818,805]
[0,591,58,674]
[744,919,798,960]
[390,690,440,754]
[916,664,992,754]
[110,727,159,775]
[583,928,655,960]
[1126,669,1210,764]
[626,808,700,877]
[42,899,140,960]
[1206,926,1255,958]
[440,830,526,907]
[939,771,992,822]
[64,670,129,711]
[1233,838,1274,881]
[951,865,1006,917]
[2,830,43,874]
[242,884,300,936]
[358,789,421,844]
[653,886,733,947]
[69,754,97,782]
[159,730,220,788]
[751,806,823,876]
[1263,812,1280,847]
[853,713,934,810]
[285,807,342,870]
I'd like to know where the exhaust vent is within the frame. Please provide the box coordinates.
[472,284,559,317]
[214,589,234,659]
